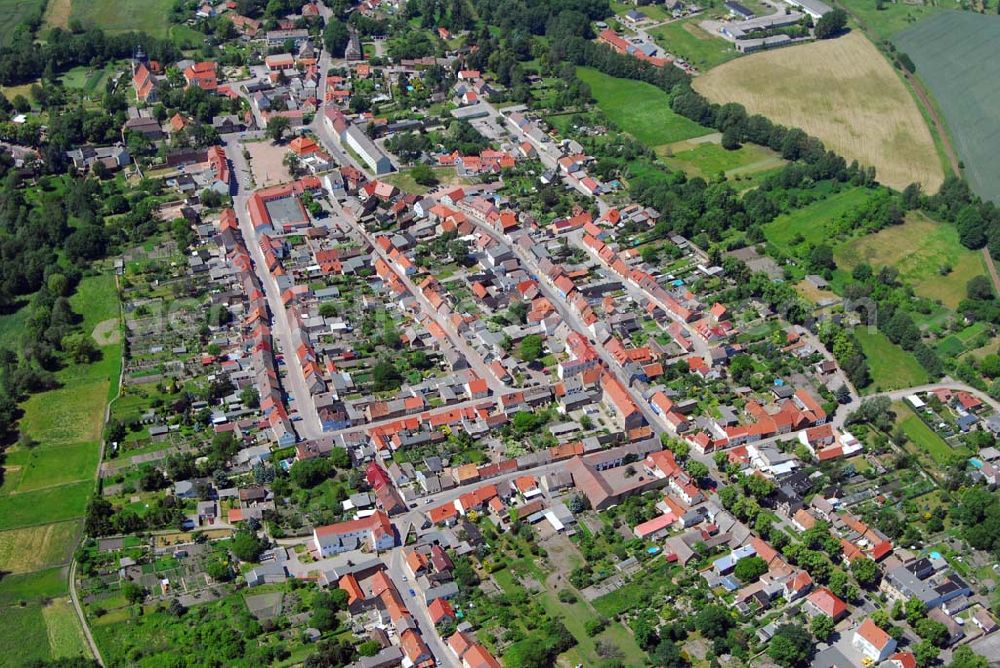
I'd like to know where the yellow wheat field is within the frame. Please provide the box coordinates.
[693,31,943,192]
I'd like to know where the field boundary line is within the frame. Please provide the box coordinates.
[982,248,1000,296]
[903,70,960,178]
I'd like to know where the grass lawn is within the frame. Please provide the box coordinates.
[649,17,740,70]
[0,566,68,605]
[70,0,173,37]
[834,211,986,309]
[936,322,989,357]
[763,187,872,253]
[840,0,952,41]
[0,520,82,574]
[0,0,46,47]
[534,586,647,667]
[383,166,461,195]
[0,603,52,664]
[898,410,963,465]
[694,31,942,191]
[854,328,928,392]
[0,299,30,347]
[495,564,647,667]
[19,382,109,449]
[610,1,671,22]
[169,23,207,49]
[659,133,785,180]
[577,67,712,147]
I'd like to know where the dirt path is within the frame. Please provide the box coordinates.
[982,248,1000,296]
[904,70,961,178]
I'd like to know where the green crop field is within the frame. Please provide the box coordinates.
[0,271,119,666]
[763,187,873,253]
[0,0,46,46]
[0,566,68,604]
[577,67,712,148]
[0,481,92,531]
[0,598,89,663]
[855,328,928,392]
[835,211,985,309]
[649,17,739,71]
[15,441,100,492]
[896,12,1000,203]
[70,0,174,37]
[0,604,53,664]
[42,597,91,659]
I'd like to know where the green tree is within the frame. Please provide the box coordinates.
[694,605,733,639]
[814,9,848,38]
[323,18,350,55]
[809,244,835,271]
[372,359,402,391]
[266,115,291,142]
[729,354,755,384]
[122,583,147,605]
[850,556,879,588]
[810,614,834,642]
[734,556,768,582]
[948,646,988,668]
[290,458,330,488]
[905,597,927,625]
[914,639,939,668]
[410,164,439,186]
[650,638,683,667]
[915,618,949,647]
[685,460,708,481]
[517,334,544,362]
[967,275,993,301]
[61,332,99,364]
[205,558,232,582]
[231,529,267,562]
[767,624,814,668]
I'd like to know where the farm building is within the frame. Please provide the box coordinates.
[783,0,831,18]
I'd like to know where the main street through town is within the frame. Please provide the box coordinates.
[225,136,325,440]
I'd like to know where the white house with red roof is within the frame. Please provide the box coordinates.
[312,511,395,556]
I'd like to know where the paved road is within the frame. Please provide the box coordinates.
[385,547,458,667]
[69,558,105,666]
[324,195,507,394]
[564,227,712,361]
[225,136,325,439]
[459,210,672,442]
[470,98,722,358]
[309,47,372,178]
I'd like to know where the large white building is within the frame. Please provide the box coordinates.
[312,510,395,557]
[344,125,393,175]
